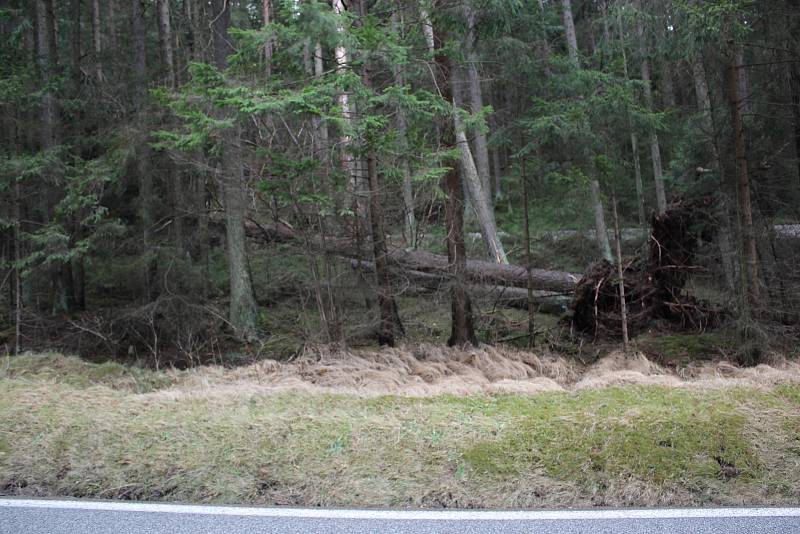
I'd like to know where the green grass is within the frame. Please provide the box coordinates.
[0,353,173,393]
[1,354,799,508]
[463,388,759,485]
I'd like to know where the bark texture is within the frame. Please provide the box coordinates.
[212,0,260,340]
[157,0,176,88]
[728,43,761,313]
[636,6,667,214]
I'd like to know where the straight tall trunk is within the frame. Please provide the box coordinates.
[792,61,800,187]
[157,0,176,88]
[636,7,667,214]
[132,0,147,107]
[692,57,737,292]
[617,10,645,224]
[391,12,417,247]
[332,0,363,221]
[91,0,104,82]
[435,25,476,347]
[561,0,579,67]
[728,43,760,313]
[36,0,57,150]
[464,3,492,199]
[537,0,552,77]
[188,0,205,62]
[419,4,435,54]
[262,0,273,77]
[71,0,81,95]
[521,158,536,348]
[590,177,613,262]
[612,193,629,350]
[212,0,259,339]
[366,150,403,346]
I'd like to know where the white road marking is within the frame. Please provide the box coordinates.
[2,499,800,521]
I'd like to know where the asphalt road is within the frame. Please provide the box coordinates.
[2,499,800,533]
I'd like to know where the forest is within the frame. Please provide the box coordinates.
[1,0,800,367]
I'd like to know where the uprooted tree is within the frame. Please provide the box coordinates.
[571,197,723,338]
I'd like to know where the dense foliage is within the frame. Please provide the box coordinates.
[1,0,799,365]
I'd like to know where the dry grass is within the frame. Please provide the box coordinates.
[161,343,800,399]
[1,348,800,508]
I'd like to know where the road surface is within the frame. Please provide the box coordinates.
[2,499,800,533]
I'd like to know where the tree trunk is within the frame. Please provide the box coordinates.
[590,178,613,262]
[390,13,417,248]
[636,5,667,215]
[612,192,629,350]
[157,0,176,88]
[692,56,737,293]
[36,0,57,150]
[790,55,800,186]
[453,90,509,265]
[71,0,81,96]
[521,158,536,346]
[247,221,581,292]
[131,0,147,107]
[617,9,646,224]
[36,0,74,314]
[464,3,492,199]
[434,25,477,347]
[332,0,364,224]
[188,0,205,62]
[221,127,260,340]
[728,43,761,313]
[91,0,104,82]
[263,0,273,77]
[419,4,435,54]
[366,151,404,345]
[561,0,579,67]
[213,0,260,340]
[536,0,552,77]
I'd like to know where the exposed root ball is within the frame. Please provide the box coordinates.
[570,198,722,338]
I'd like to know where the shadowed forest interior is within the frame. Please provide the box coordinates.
[2,0,800,369]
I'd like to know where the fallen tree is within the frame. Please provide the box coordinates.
[245,219,581,294]
[349,259,571,315]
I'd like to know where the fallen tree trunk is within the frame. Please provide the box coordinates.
[349,260,571,315]
[245,219,581,293]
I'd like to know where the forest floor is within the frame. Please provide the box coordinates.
[1,346,800,508]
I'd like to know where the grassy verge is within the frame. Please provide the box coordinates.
[1,354,799,508]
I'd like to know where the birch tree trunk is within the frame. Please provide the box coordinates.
[332,0,364,222]
[636,5,667,214]
[420,3,435,54]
